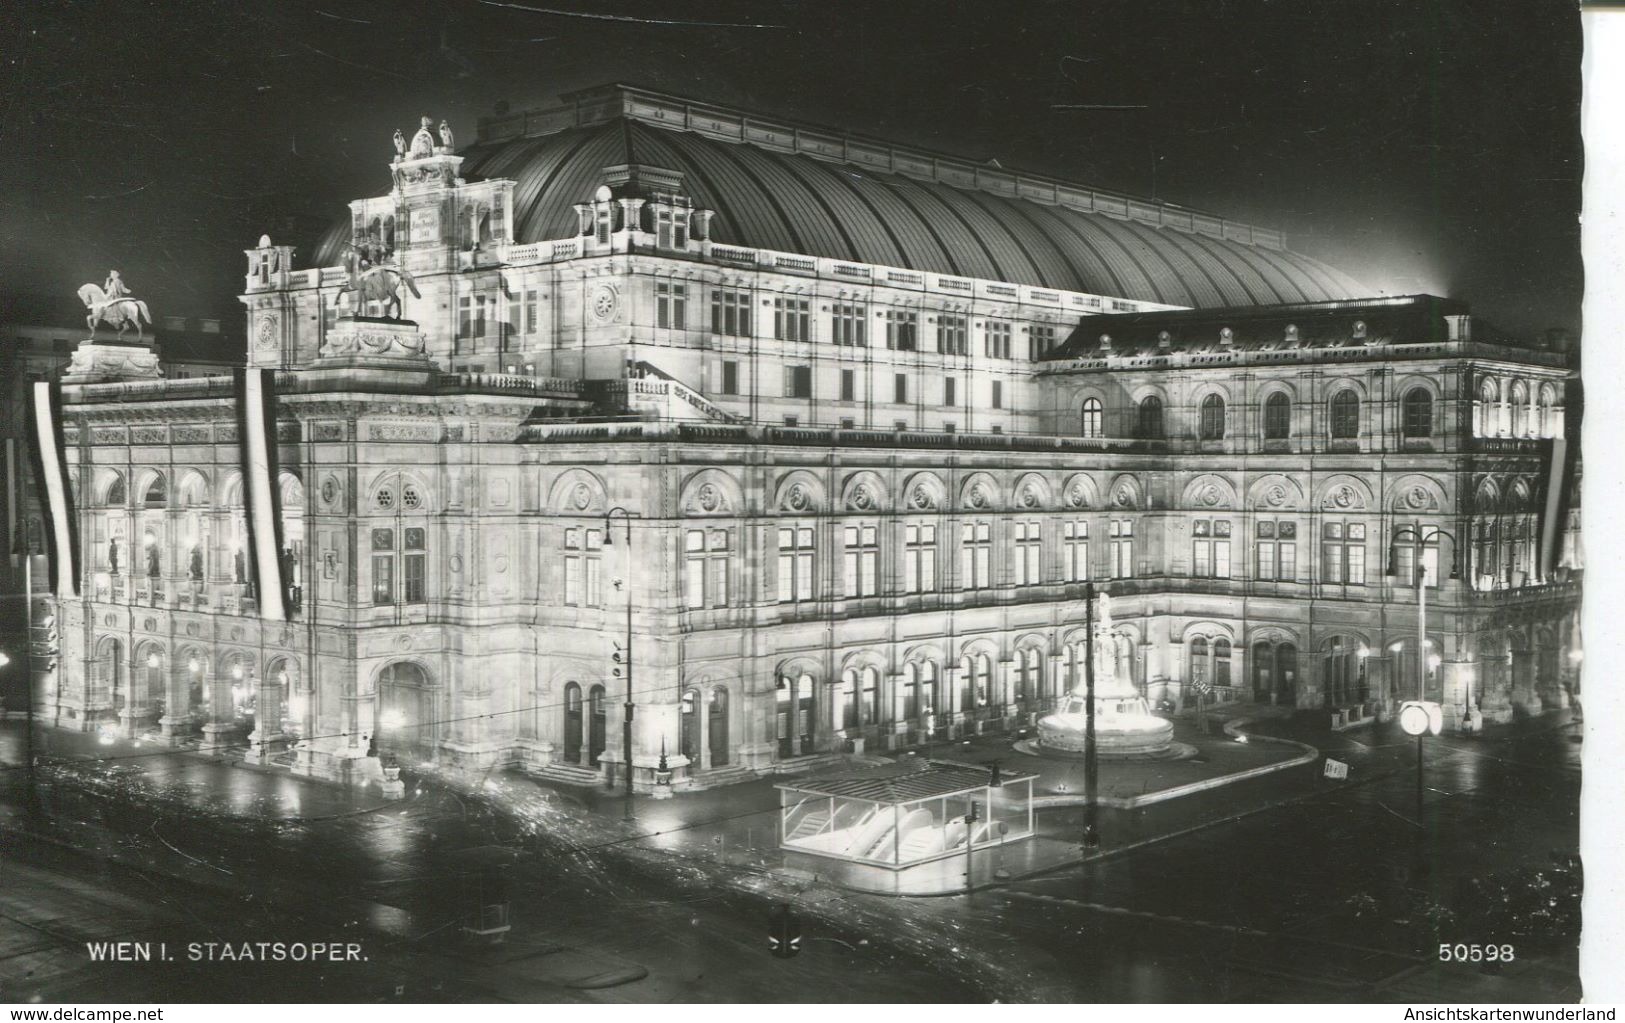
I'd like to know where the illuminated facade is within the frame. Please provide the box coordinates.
[28,85,1581,792]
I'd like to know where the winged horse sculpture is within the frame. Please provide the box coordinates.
[77,283,152,341]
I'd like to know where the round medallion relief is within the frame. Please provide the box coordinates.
[909,485,934,511]
[449,555,463,574]
[186,622,201,637]
[143,617,156,631]
[697,482,722,513]
[103,613,116,627]
[571,482,592,511]
[494,553,510,574]
[1264,485,1288,508]
[785,483,810,512]
[256,316,278,351]
[320,476,339,507]
[591,285,618,322]
[230,626,243,640]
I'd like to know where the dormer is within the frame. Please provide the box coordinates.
[245,234,295,292]
[575,163,711,255]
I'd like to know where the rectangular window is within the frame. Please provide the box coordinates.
[841,369,856,403]
[1111,520,1135,579]
[1013,521,1042,585]
[831,303,867,347]
[784,365,813,399]
[894,373,908,404]
[777,527,814,603]
[1064,521,1089,582]
[655,206,688,249]
[1256,521,1298,580]
[372,555,393,605]
[904,523,937,594]
[843,525,879,598]
[991,380,1003,409]
[960,521,992,590]
[656,282,687,330]
[1028,323,1056,361]
[773,297,811,342]
[1321,522,1367,585]
[885,310,918,351]
[1393,536,1442,589]
[403,527,426,603]
[563,527,603,607]
[985,321,1012,360]
[943,376,956,408]
[936,314,968,356]
[684,529,731,609]
[711,289,752,337]
[1192,520,1232,579]
[720,360,739,396]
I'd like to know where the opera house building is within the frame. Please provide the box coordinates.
[21,84,1581,793]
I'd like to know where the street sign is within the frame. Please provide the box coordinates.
[1323,758,1349,780]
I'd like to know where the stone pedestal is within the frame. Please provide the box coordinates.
[61,340,163,384]
[158,714,191,746]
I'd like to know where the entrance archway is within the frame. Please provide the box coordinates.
[1320,637,1368,707]
[708,688,729,767]
[562,683,583,764]
[376,661,433,758]
[587,684,607,767]
[776,672,815,758]
[96,637,125,722]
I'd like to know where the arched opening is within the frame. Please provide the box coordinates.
[1477,379,1500,437]
[376,661,432,759]
[1214,638,1232,689]
[1330,390,1361,439]
[139,646,166,724]
[1114,633,1137,691]
[563,682,583,763]
[680,686,701,761]
[837,669,859,731]
[1136,395,1164,439]
[708,688,729,767]
[1263,392,1291,440]
[106,474,127,507]
[1320,637,1369,708]
[279,472,306,612]
[775,672,816,758]
[1014,647,1043,710]
[921,660,941,720]
[1189,637,1208,686]
[96,637,125,722]
[268,658,301,737]
[1199,394,1226,440]
[1080,397,1103,438]
[1510,381,1530,437]
[1402,388,1434,438]
[587,684,607,767]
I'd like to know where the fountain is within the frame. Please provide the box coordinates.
[1028,592,1179,759]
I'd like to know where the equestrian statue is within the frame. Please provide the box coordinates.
[77,270,153,341]
[337,244,421,321]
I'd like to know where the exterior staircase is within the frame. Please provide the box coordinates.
[785,807,832,842]
[613,361,743,424]
[525,760,604,790]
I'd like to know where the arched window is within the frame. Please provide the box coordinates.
[106,475,127,507]
[1510,381,1531,437]
[562,682,583,763]
[587,684,607,766]
[1536,383,1556,437]
[920,660,939,718]
[838,669,859,730]
[1214,638,1232,688]
[680,687,701,760]
[974,653,993,707]
[900,663,919,721]
[1080,397,1103,439]
[1137,395,1164,439]
[1477,379,1500,437]
[1329,390,1361,439]
[1199,394,1226,440]
[1402,388,1434,438]
[1263,392,1291,440]
[142,475,167,509]
[861,666,880,725]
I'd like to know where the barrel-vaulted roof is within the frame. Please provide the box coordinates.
[321,84,1366,307]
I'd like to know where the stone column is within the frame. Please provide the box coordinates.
[160,662,191,745]
[247,673,283,763]
[118,652,146,736]
[1478,654,1514,724]
[200,668,236,752]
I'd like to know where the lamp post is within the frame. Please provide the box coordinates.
[1389,523,1462,723]
[1082,581,1099,849]
[603,507,636,805]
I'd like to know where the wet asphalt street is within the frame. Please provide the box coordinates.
[0,712,1582,1002]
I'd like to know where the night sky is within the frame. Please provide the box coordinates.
[0,0,1583,336]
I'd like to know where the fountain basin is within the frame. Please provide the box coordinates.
[1035,695,1175,757]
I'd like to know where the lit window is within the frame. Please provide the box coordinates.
[1013,521,1042,585]
[1080,397,1102,438]
[1321,521,1366,584]
[1064,521,1089,582]
[985,321,1012,360]
[563,527,603,607]
[1110,520,1135,579]
[842,525,879,598]
[1192,519,1232,578]
[904,523,937,594]
[777,527,815,603]
[1255,520,1297,581]
[684,529,731,609]
[960,521,992,590]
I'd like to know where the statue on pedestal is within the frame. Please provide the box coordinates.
[337,244,420,321]
[408,116,435,159]
[78,270,152,341]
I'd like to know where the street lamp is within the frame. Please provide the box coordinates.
[603,506,637,802]
[1388,523,1464,727]
[1082,581,1100,849]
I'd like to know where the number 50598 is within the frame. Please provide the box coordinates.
[1439,944,1515,962]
